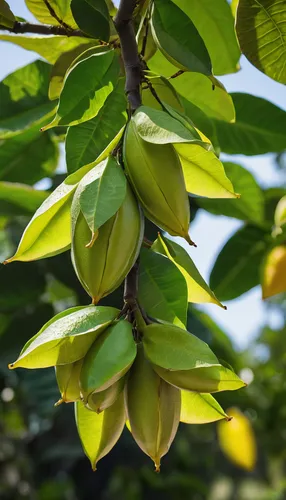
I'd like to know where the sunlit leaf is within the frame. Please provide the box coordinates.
[9,306,119,369]
[25,0,76,28]
[236,0,286,84]
[181,391,229,424]
[42,50,119,130]
[66,80,127,173]
[0,0,15,27]
[217,407,257,471]
[174,143,238,198]
[152,234,225,308]
[143,322,219,370]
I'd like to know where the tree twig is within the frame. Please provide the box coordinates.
[43,0,73,31]
[0,21,88,37]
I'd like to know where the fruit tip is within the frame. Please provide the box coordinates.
[92,464,97,472]
[92,296,99,305]
[85,230,98,249]
[184,234,196,247]
[54,398,64,407]
[3,258,12,265]
[8,363,15,370]
[225,415,233,422]
[154,463,161,473]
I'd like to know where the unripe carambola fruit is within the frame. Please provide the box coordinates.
[126,346,181,471]
[71,183,144,303]
[55,359,83,405]
[123,118,192,243]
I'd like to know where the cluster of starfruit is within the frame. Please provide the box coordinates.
[6,101,244,470]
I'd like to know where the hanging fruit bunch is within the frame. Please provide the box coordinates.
[4,0,246,472]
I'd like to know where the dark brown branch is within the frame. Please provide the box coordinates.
[43,0,73,31]
[114,0,142,111]
[0,21,88,37]
[124,258,139,309]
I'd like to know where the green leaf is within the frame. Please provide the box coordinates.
[153,364,246,393]
[138,247,188,328]
[143,322,219,370]
[4,169,85,262]
[236,0,286,84]
[0,261,46,312]
[0,60,55,139]
[0,126,59,185]
[133,105,204,145]
[0,182,48,216]
[174,143,238,198]
[80,320,136,396]
[9,306,119,369]
[43,50,119,129]
[152,234,224,308]
[66,80,127,173]
[49,43,100,99]
[78,157,127,244]
[75,394,125,470]
[25,0,76,28]
[0,0,15,27]
[214,93,286,155]
[180,391,229,424]
[151,0,212,75]
[71,0,110,41]
[210,225,269,301]
[148,51,235,122]
[171,0,240,75]
[180,96,218,150]
[197,162,264,224]
[0,35,94,64]
[142,76,184,113]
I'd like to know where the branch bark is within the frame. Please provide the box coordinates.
[114,0,142,111]
[0,21,88,37]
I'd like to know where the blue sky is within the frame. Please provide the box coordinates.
[1,0,285,348]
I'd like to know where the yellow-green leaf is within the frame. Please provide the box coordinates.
[152,234,225,308]
[181,391,229,424]
[9,306,119,369]
[262,245,286,299]
[174,143,239,198]
[25,0,77,28]
[217,407,257,471]
[75,394,125,470]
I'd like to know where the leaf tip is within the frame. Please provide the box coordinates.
[85,230,99,249]
[54,398,64,407]
[184,233,196,247]
[225,415,233,422]
[8,362,15,370]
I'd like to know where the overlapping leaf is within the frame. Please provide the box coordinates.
[0,0,15,27]
[180,391,229,423]
[71,0,110,40]
[138,247,188,328]
[25,0,77,28]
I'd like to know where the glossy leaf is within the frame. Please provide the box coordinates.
[0,182,47,216]
[143,322,219,370]
[262,245,286,299]
[4,172,80,262]
[142,76,184,113]
[152,234,224,308]
[80,320,136,396]
[214,93,286,155]
[0,126,59,185]
[43,50,119,130]
[180,391,229,424]
[236,0,286,84]
[78,157,127,243]
[0,60,55,139]
[0,35,94,64]
[174,143,238,198]
[151,0,212,75]
[75,394,125,470]
[154,364,246,393]
[197,162,264,224]
[172,0,240,75]
[138,247,188,328]
[25,0,76,28]
[0,0,15,27]
[9,306,119,369]
[180,96,218,149]
[71,0,110,40]
[66,81,127,173]
[217,407,257,471]
[133,105,203,144]
[49,43,102,99]
[210,225,269,301]
[148,50,235,122]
